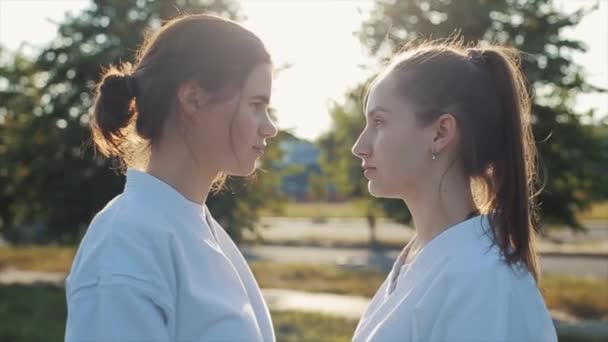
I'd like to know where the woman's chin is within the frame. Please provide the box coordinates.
[243,159,261,176]
[225,162,258,177]
[368,182,383,197]
[368,182,401,199]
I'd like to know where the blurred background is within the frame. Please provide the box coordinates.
[0,0,607,341]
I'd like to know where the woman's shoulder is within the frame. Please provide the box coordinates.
[89,190,182,237]
[441,216,532,280]
[410,256,542,322]
[431,252,539,310]
[445,257,534,286]
[67,195,179,293]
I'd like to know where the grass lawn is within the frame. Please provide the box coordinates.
[250,261,386,298]
[542,275,608,321]
[0,284,67,342]
[261,200,608,221]
[0,245,76,273]
[260,199,384,218]
[272,310,356,342]
[578,201,608,221]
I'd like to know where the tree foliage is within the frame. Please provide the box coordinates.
[0,0,286,243]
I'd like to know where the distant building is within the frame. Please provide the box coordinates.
[276,136,338,201]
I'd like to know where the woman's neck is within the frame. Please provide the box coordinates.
[404,171,477,248]
[145,139,218,205]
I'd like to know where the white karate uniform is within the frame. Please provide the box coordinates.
[65,169,274,342]
[353,215,557,342]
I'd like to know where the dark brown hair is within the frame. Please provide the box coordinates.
[91,14,271,169]
[375,41,541,282]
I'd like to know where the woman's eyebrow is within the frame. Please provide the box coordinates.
[366,106,390,117]
[250,95,270,104]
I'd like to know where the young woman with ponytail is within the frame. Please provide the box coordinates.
[351,41,557,341]
[65,14,277,341]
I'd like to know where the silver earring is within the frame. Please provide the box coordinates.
[432,153,438,160]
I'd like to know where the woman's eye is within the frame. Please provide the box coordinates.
[373,119,383,127]
[252,102,267,111]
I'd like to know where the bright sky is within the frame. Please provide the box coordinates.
[1,0,606,140]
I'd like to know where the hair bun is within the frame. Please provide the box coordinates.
[467,48,487,65]
[101,73,134,98]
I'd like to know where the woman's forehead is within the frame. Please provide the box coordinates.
[367,74,399,106]
[367,73,418,117]
[242,63,272,94]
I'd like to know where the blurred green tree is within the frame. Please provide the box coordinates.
[0,0,285,243]
[320,0,607,230]
[0,47,47,242]
[308,172,328,221]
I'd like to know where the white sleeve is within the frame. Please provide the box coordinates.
[65,282,172,342]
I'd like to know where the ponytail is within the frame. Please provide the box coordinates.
[478,48,540,283]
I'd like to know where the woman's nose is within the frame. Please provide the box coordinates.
[352,135,369,158]
[260,115,278,138]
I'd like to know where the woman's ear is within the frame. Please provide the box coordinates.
[431,113,458,155]
[176,80,210,120]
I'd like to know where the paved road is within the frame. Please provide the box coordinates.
[253,217,413,243]
[254,217,608,245]
[242,245,608,279]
